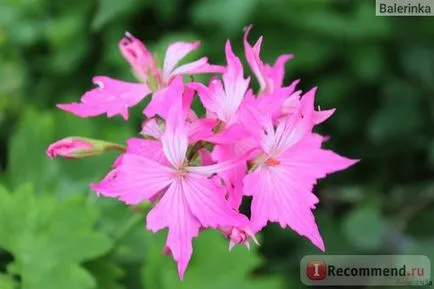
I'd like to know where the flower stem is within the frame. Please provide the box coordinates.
[111,204,151,250]
[113,213,144,247]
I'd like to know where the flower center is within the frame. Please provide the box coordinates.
[174,166,188,179]
[264,157,280,167]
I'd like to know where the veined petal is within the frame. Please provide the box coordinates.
[243,166,325,251]
[170,57,208,77]
[146,181,200,280]
[187,118,218,143]
[188,150,253,175]
[206,123,250,144]
[243,25,267,92]
[260,87,318,156]
[57,76,150,120]
[141,118,163,139]
[183,173,249,228]
[279,133,359,179]
[163,41,201,81]
[91,153,173,205]
[244,133,358,251]
[144,77,192,120]
[161,94,188,168]
[125,138,168,165]
[221,40,250,123]
[189,42,249,124]
[144,77,182,119]
[212,144,247,210]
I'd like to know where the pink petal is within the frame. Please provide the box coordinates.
[189,41,249,124]
[146,181,200,280]
[258,87,318,156]
[91,153,173,205]
[141,118,163,139]
[243,26,294,95]
[146,174,249,279]
[279,133,359,179]
[163,41,201,81]
[281,88,334,125]
[198,148,214,166]
[244,166,325,251]
[161,95,189,168]
[243,133,358,251]
[243,25,267,92]
[119,32,157,82]
[47,137,93,159]
[183,173,249,228]
[57,76,150,120]
[206,123,250,144]
[187,118,218,143]
[247,79,299,121]
[314,108,336,124]
[168,58,225,83]
[125,138,168,165]
[188,148,253,175]
[212,144,247,210]
[144,77,191,120]
[264,54,293,91]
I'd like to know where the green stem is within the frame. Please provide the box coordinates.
[105,143,126,152]
[187,141,208,161]
[111,213,144,249]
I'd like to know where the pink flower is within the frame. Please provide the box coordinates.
[220,226,259,250]
[57,33,224,120]
[49,26,360,280]
[92,100,250,279]
[119,32,159,83]
[47,137,94,159]
[243,90,358,251]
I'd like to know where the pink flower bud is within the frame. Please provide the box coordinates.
[47,137,124,159]
[47,137,94,159]
[220,226,259,251]
[119,32,158,83]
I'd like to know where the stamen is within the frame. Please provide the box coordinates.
[265,157,280,166]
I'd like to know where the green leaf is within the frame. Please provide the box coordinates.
[92,0,148,31]
[0,185,113,289]
[142,230,283,289]
[154,0,180,21]
[368,81,423,145]
[7,109,127,196]
[7,110,58,192]
[342,206,386,250]
[85,256,125,289]
[0,273,17,289]
[191,0,257,34]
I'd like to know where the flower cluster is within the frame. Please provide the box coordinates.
[48,26,358,279]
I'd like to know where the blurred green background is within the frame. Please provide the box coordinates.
[0,0,433,288]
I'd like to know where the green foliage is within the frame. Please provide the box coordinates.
[142,230,283,289]
[342,206,386,250]
[0,185,112,289]
[0,273,17,289]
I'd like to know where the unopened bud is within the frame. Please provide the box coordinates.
[220,226,259,251]
[47,137,125,159]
